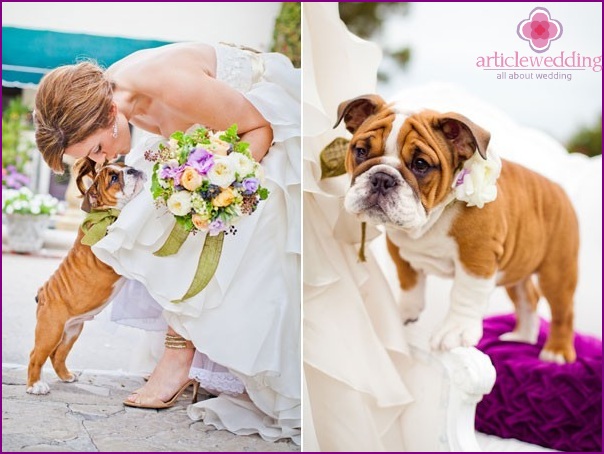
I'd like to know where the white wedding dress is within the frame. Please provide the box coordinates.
[303,4,414,451]
[92,43,301,444]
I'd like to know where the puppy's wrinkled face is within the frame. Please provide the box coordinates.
[336,95,490,232]
[82,163,146,213]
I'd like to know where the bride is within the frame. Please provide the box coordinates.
[33,41,301,444]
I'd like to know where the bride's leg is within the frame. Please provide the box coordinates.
[126,326,195,405]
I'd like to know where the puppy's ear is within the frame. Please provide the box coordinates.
[334,94,386,134]
[438,113,490,160]
[74,157,98,196]
[81,184,98,213]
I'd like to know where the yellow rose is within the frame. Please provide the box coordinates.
[206,133,231,156]
[212,188,235,207]
[192,214,210,231]
[180,167,203,191]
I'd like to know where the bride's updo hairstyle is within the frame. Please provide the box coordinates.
[34,61,114,173]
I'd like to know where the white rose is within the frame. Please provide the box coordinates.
[453,151,501,208]
[229,152,255,177]
[167,191,193,216]
[254,162,266,184]
[207,156,236,188]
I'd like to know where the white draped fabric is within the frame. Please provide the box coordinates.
[93,43,301,444]
[303,4,415,451]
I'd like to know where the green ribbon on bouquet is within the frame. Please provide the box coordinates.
[153,222,225,303]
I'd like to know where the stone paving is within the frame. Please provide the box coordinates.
[2,367,298,452]
[2,228,299,452]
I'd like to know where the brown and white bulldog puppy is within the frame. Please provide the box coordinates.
[336,94,579,363]
[27,162,146,394]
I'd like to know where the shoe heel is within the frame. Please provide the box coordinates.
[191,381,200,404]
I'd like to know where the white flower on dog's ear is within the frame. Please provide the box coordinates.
[167,191,192,216]
[453,151,501,208]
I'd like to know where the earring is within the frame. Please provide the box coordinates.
[112,120,118,139]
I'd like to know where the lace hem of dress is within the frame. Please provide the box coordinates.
[190,367,246,397]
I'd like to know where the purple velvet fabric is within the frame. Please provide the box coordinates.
[475,314,602,452]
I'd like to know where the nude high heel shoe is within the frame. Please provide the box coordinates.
[124,334,199,409]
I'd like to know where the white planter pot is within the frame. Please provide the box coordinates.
[4,213,50,253]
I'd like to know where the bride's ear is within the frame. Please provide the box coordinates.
[109,102,118,121]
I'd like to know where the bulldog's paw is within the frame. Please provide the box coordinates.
[401,305,423,325]
[499,330,538,344]
[539,342,576,364]
[26,380,50,395]
[430,316,482,350]
[60,372,79,383]
[399,297,424,325]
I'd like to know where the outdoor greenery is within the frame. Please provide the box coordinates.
[567,115,602,157]
[272,2,301,68]
[339,2,412,81]
[2,97,33,173]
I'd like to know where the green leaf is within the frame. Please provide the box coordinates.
[170,131,184,142]
[258,187,269,200]
[150,163,163,198]
[220,124,240,144]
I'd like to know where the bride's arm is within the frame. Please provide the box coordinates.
[148,70,274,161]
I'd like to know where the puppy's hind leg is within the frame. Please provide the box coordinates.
[50,321,84,383]
[27,305,66,395]
[538,266,577,364]
[500,278,540,344]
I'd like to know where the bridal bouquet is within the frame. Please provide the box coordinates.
[146,124,269,236]
[145,125,269,303]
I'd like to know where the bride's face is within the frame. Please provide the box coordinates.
[65,114,131,164]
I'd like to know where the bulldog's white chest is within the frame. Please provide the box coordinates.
[386,205,460,278]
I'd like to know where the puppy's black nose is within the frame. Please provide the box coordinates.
[370,172,397,195]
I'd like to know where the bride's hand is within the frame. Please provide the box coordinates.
[239,125,273,162]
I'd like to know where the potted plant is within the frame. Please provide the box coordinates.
[2,187,62,253]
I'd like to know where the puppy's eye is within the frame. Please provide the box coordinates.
[412,158,430,175]
[354,147,368,159]
[110,174,119,184]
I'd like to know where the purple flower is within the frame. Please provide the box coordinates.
[187,147,214,175]
[2,166,30,189]
[208,219,225,236]
[160,163,185,183]
[241,177,259,195]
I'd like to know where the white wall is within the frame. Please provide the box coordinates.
[2,2,282,51]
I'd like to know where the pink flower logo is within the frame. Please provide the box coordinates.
[517,7,563,53]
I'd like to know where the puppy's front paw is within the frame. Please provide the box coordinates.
[430,316,483,350]
[26,380,50,395]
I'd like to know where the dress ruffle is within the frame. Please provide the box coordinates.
[302,4,414,450]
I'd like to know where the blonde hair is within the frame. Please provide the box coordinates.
[34,61,114,174]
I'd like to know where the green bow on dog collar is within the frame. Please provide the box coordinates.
[80,209,121,246]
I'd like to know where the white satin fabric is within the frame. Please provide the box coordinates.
[93,43,301,444]
[303,4,414,451]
